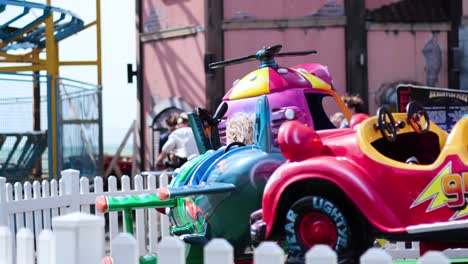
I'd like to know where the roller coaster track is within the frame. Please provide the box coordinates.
[0,0,84,52]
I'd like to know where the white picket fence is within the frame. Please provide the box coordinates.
[0,169,172,260]
[0,212,457,264]
[2,169,468,262]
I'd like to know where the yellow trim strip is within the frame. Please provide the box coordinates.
[229,67,270,100]
[0,65,46,72]
[59,60,98,66]
[293,68,332,90]
[330,90,352,122]
[83,21,97,31]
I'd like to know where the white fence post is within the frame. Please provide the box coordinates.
[418,251,450,264]
[0,177,7,226]
[254,242,285,264]
[159,173,170,238]
[108,176,119,242]
[204,239,233,264]
[306,245,337,264]
[0,226,13,264]
[16,228,34,264]
[134,175,146,256]
[61,169,81,213]
[37,229,55,264]
[147,174,159,253]
[111,233,139,264]
[158,237,185,264]
[53,212,105,264]
[360,248,392,264]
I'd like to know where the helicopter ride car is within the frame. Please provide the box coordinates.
[96,44,354,264]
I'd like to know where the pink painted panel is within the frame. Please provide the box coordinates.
[367,31,448,114]
[224,0,344,20]
[366,0,401,10]
[143,34,206,109]
[223,28,347,98]
[415,32,448,88]
[142,33,206,170]
[142,0,204,32]
[464,0,468,16]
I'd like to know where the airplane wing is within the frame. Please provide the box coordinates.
[158,182,236,200]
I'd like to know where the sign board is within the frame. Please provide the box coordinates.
[396,84,468,131]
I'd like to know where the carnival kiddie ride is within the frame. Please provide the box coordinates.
[95,45,353,264]
[251,101,468,263]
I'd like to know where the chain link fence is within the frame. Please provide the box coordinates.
[0,72,102,181]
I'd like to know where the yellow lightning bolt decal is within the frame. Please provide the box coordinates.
[411,163,452,212]
[452,204,468,219]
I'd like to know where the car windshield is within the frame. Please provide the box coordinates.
[305,93,344,130]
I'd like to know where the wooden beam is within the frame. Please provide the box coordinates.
[140,25,203,43]
[105,120,135,178]
[367,22,451,32]
[448,0,462,89]
[222,16,346,30]
[137,0,146,172]
[61,119,99,124]
[204,0,224,113]
[345,0,368,113]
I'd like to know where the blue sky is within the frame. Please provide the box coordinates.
[56,0,137,146]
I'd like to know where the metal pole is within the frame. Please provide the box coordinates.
[33,50,42,178]
[448,0,462,89]
[96,0,105,176]
[204,0,224,113]
[137,0,146,172]
[344,0,369,113]
[45,0,59,179]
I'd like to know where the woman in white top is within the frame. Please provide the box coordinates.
[156,113,199,169]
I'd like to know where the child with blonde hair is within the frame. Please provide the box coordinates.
[225,112,255,145]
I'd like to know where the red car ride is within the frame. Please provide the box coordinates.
[251,101,468,263]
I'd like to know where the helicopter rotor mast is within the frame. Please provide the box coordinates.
[209,45,317,70]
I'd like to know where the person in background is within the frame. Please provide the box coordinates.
[159,113,179,153]
[156,113,199,169]
[330,112,348,128]
[342,95,366,114]
[331,94,368,128]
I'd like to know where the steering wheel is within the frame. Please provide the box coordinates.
[376,106,398,142]
[225,142,246,153]
[406,101,430,134]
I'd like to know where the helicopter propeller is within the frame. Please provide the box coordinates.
[209,44,317,69]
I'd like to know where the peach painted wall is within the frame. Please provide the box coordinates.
[367,31,448,114]
[142,0,205,169]
[365,0,401,10]
[224,0,344,19]
[224,28,347,97]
